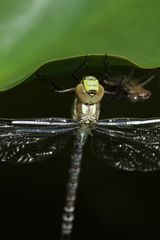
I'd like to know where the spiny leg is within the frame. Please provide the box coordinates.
[36,56,89,93]
[48,55,89,93]
[37,72,75,93]
[120,68,157,88]
[100,55,117,96]
[101,72,134,111]
[101,54,109,81]
[100,55,124,99]
[36,72,63,91]
[72,55,88,81]
[100,54,118,88]
[139,69,159,87]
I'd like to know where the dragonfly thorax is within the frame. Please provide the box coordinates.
[72,98,100,125]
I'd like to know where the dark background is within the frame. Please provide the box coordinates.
[0,63,160,240]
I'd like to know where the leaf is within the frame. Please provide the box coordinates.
[0,0,160,91]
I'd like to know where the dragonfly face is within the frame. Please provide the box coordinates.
[74,76,104,124]
[82,76,100,96]
[75,76,104,104]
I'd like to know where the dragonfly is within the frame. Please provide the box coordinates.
[0,75,160,239]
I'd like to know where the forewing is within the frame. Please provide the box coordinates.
[0,118,78,163]
[92,118,160,171]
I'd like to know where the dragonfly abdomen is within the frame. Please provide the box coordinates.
[61,131,88,238]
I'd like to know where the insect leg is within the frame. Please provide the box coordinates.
[140,71,158,87]
[36,73,75,93]
[72,55,88,81]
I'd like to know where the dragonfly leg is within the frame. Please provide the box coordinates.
[100,55,119,89]
[101,75,126,112]
[139,71,158,87]
[48,80,75,93]
[72,55,88,81]
[127,67,135,79]
[104,73,127,97]
[37,72,75,93]
[100,54,110,83]
[121,67,157,87]
[36,72,62,90]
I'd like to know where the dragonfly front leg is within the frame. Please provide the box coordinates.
[36,72,75,93]
[49,81,75,94]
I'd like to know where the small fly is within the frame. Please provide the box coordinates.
[102,67,153,102]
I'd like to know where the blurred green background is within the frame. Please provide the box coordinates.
[0,0,160,90]
[1,0,160,239]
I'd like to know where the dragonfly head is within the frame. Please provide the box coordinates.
[82,76,100,96]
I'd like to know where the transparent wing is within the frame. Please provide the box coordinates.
[0,118,78,163]
[92,118,160,171]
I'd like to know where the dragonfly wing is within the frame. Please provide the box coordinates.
[92,118,160,171]
[0,118,78,163]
